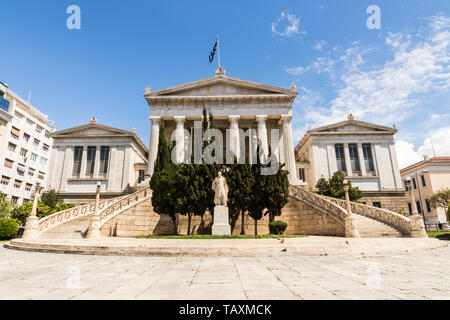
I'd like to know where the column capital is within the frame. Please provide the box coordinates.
[256,115,268,122]
[149,116,161,123]
[228,115,240,122]
[174,116,186,123]
[280,114,293,122]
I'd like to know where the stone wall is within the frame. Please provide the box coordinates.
[100,196,345,237]
[360,194,408,215]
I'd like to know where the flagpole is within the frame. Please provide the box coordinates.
[217,33,221,69]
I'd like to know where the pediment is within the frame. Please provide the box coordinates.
[53,124,133,137]
[311,120,396,134]
[146,75,295,98]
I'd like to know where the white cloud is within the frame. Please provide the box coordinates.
[272,11,306,38]
[285,66,306,75]
[303,14,450,127]
[285,56,335,76]
[313,40,327,51]
[396,126,450,169]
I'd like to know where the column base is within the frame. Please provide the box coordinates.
[22,216,39,240]
[344,216,360,238]
[409,215,428,238]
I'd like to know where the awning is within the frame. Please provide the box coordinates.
[11,127,20,136]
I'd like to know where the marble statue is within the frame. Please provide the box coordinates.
[212,172,228,207]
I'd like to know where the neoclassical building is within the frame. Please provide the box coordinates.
[145,68,302,185]
[295,115,407,213]
[46,118,148,205]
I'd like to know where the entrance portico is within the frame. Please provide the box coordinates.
[145,68,303,185]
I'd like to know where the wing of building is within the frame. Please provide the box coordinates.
[46,118,148,205]
[295,114,407,213]
[401,156,450,224]
[0,82,54,205]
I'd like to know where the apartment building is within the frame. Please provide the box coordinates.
[400,156,450,224]
[0,81,54,205]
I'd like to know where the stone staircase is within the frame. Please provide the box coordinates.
[353,213,404,238]
[40,215,92,239]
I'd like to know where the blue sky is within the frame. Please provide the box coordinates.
[1,0,449,168]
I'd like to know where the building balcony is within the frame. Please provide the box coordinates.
[0,96,10,112]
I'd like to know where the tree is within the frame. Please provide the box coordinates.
[429,189,450,222]
[265,161,289,223]
[41,189,63,209]
[150,122,180,234]
[316,170,363,201]
[225,156,255,234]
[0,192,14,219]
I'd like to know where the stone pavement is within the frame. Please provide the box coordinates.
[1,244,450,300]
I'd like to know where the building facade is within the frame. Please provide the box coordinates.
[400,156,450,224]
[0,82,54,205]
[46,118,148,205]
[145,68,303,185]
[295,115,407,213]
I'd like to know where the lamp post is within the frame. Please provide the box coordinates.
[22,183,42,239]
[86,182,102,239]
[405,176,428,238]
[343,180,360,238]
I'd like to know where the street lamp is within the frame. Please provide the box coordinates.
[22,183,42,239]
[86,182,102,239]
[342,179,360,238]
[405,176,428,238]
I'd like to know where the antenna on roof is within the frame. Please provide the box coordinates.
[431,138,437,157]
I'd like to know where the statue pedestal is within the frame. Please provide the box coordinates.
[212,206,231,236]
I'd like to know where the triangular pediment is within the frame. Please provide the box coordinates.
[146,75,295,98]
[53,123,133,137]
[311,120,396,134]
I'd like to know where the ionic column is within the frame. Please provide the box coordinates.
[357,143,367,176]
[256,115,268,159]
[277,119,285,165]
[281,115,298,182]
[174,116,186,164]
[148,116,161,177]
[93,147,101,178]
[344,144,352,176]
[228,115,240,160]
[79,147,87,177]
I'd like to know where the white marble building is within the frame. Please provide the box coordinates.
[0,82,54,205]
[46,118,148,205]
[145,68,302,184]
[295,115,407,212]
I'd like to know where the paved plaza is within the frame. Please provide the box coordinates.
[1,243,450,300]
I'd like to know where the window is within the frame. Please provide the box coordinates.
[416,201,422,214]
[99,146,110,175]
[421,175,426,187]
[348,144,360,172]
[412,178,417,190]
[1,176,10,185]
[42,144,49,152]
[14,111,24,119]
[23,133,30,142]
[33,139,40,147]
[25,183,32,191]
[28,168,35,176]
[36,125,43,134]
[7,143,16,152]
[298,168,306,182]
[23,199,30,204]
[40,157,48,166]
[138,170,145,183]
[362,144,375,172]
[11,196,19,204]
[72,147,83,176]
[44,130,50,138]
[38,171,45,180]
[4,159,13,169]
[26,118,34,126]
[335,144,347,173]
[373,202,382,208]
[85,146,96,175]
[20,148,27,157]
[11,127,19,139]
[425,199,432,213]
[17,168,25,177]
[13,180,21,189]
[407,202,412,215]
[31,153,38,161]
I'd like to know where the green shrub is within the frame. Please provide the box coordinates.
[0,218,19,240]
[269,221,288,235]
